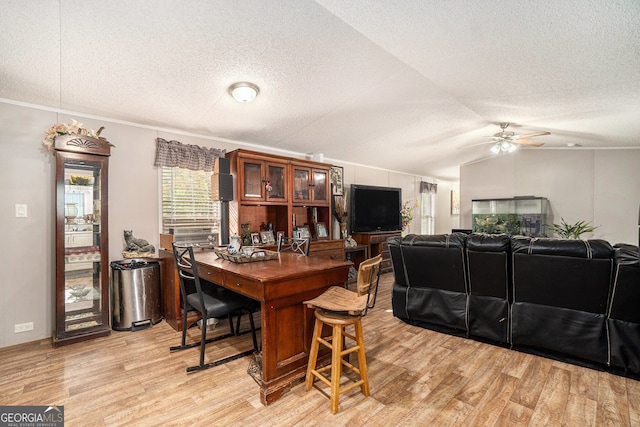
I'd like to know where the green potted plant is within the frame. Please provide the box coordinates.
[547,218,598,239]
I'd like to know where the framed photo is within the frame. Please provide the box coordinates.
[315,222,328,239]
[330,166,344,196]
[297,225,311,239]
[276,231,285,243]
[260,230,275,245]
[451,190,460,215]
[250,232,261,246]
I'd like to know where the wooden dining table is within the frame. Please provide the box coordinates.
[191,250,352,405]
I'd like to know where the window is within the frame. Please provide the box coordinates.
[420,191,435,235]
[161,166,220,233]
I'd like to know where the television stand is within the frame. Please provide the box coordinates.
[353,230,402,273]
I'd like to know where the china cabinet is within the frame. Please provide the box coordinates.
[226,149,332,240]
[54,133,112,346]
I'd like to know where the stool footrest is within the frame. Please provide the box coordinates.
[310,369,333,388]
[338,379,365,395]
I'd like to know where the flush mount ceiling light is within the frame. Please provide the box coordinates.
[229,82,259,103]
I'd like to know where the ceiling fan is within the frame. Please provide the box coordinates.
[485,123,550,153]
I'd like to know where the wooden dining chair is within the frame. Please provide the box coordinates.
[277,235,310,256]
[169,243,259,373]
[303,254,383,413]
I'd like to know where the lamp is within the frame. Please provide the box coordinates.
[229,82,259,103]
[491,140,518,154]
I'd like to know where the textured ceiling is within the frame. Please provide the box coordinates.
[1,0,639,180]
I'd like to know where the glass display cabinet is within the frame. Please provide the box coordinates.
[54,133,112,346]
[238,157,287,202]
[291,164,329,204]
[472,196,550,237]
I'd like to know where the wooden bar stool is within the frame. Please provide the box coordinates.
[303,254,382,413]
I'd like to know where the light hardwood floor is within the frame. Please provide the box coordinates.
[2,273,639,426]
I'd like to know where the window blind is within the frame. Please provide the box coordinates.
[161,166,220,233]
[421,192,435,235]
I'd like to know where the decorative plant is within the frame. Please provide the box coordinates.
[473,214,521,235]
[333,197,349,238]
[401,200,419,230]
[42,119,103,151]
[333,198,348,224]
[547,218,598,239]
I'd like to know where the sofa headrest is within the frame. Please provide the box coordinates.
[511,236,613,259]
[467,233,510,252]
[396,233,466,249]
[614,243,640,266]
[387,236,402,246]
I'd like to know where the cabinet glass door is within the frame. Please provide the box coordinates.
[312,170,328,203]
[242,160,264,199]
[265,162,287,201]
[61,158,105,334]
[293,167,310,201]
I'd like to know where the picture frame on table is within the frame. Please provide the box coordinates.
[260,230,275,245]
[297,225,311,239]
[276,231,285,243]
[315,222,328,239]
[330,166,344,196]
[250,232,261,246]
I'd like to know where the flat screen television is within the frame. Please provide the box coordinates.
[350,184,402,233]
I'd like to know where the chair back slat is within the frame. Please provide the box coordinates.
[172,243,206,310]
[356,254,383,313]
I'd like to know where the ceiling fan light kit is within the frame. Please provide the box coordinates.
[486,122,549,154]
[491,140,518,154]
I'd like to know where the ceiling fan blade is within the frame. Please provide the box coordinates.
[515,139,545,147]
[518,131,550,139]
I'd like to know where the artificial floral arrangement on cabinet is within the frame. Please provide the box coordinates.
[42,119,108,151]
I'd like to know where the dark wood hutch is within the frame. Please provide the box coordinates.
[159,149,346,331]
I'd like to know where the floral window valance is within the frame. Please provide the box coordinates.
[154,138,226,172]
[420,181,437,194]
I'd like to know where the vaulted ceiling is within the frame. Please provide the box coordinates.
[2,1,639,180]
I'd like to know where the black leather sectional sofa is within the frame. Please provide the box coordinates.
[388,233,640,377]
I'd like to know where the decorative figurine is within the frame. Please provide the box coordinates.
[122,230,155,258]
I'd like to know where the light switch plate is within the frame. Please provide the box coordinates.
[15,204,27,218]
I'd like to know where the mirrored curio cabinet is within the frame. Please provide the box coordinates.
[54,133,112,346]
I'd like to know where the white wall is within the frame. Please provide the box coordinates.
[460,149,640,245]
[434,180,460,234]
[0,100,458,348]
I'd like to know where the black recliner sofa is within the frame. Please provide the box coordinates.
[389,233,640,378]
[608,243,640,375]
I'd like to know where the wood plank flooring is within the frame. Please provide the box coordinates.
[1,273,639,426]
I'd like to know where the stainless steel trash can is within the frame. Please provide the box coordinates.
[111,259,162,331]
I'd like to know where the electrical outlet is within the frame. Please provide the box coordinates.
[14,322,34,333]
